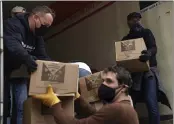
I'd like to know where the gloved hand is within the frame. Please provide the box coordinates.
[25,55,38,73]
[139,50,151,62]
[32,85,60,107]
[75,92,80,100]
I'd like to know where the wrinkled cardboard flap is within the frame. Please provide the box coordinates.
[79,72,103,103]
[29,60,79,95]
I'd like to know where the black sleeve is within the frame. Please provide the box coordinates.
[143,29,157,56]
[121,35,128,41]
[34,36,51,61]
[3,20,31,62]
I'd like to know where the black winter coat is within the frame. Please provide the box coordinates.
[3,13,50,75]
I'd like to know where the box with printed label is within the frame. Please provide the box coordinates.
[115,38,150,72]
[29,60,79,95]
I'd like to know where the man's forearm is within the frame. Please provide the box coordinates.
[148,47,157,56]
[75,96,96,117]
[52,103,80,124]
[51,96,96,124]
[51,102,99,124]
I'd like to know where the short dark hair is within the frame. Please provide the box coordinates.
[32,6,56,19]
[103,65,132,87]
[127,12,142,21]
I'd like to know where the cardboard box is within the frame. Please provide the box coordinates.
[79,72,103,103]
[29,60,79,95]
[23,94,74,124]
[115,38,150,72]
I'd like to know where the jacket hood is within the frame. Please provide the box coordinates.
[15,13,31,32]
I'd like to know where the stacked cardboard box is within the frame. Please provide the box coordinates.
[23,94,74,124]
[23,60,79,124]
[115,38,150,72]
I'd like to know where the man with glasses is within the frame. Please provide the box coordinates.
[3,6,55,124]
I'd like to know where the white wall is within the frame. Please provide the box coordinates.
[46,1,140,70]
[138,1,173,116]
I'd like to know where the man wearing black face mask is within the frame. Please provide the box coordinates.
[32,66,139,124]
[3,6,55,124]
[122,12,171,124]
[4,5,54,77]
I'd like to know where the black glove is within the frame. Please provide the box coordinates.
[25,56,38,73]
[139,50,151,62]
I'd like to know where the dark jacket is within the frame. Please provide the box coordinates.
[122,29,171,109]
[122,28,157,67]
[3,13,50,74]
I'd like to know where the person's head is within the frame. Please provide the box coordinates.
[11,6,26,17]
[98,66,132,103]
[28,6,55,36]
[127,12,143,31]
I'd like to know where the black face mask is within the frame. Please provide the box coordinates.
[98,84,122,103]
[35,25,49,36]
[130,22,143,32]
